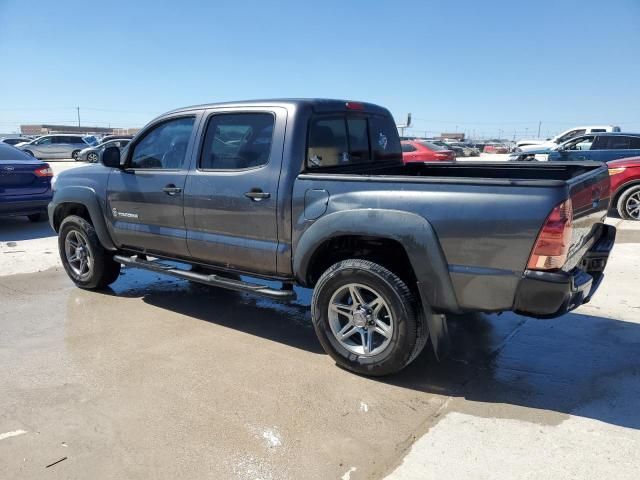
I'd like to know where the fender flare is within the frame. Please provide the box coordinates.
[294,209,459,358]
[49,186,117,251]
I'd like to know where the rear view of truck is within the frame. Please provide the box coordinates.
[514,166,615,317]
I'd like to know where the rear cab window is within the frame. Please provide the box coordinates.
[306,113,401,169]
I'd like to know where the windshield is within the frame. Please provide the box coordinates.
[420,141,447,151]
[83,135,98,146]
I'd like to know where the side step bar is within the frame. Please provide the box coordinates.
[113,255,296,301]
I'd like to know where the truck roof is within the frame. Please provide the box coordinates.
[164,98,391,116]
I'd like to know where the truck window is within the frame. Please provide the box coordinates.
[557,129,586,143]
[369,115,402,162]
[307,116,349,168]
[200,113,274,170]
[307,114,400,168]
[130,116,195,169]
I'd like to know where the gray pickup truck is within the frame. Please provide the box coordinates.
[49,99,616,376]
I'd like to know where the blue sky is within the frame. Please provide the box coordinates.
[1,0,639,139]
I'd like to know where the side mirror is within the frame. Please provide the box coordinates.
[102,146,122,168]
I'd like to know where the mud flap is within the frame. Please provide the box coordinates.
[417,281,451,360]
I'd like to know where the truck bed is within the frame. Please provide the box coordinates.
[304,161,604,185]
[294,161,610,313]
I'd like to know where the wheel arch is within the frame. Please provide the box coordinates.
[612,180,640,209]
[49,186,117,250]
[295,209,460,313]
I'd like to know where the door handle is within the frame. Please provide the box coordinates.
[244,189,271,201]
[162,184,182,196]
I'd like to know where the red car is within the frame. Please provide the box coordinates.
[608,157,640,220]
[483,143,510,154]
[401,140,456,163]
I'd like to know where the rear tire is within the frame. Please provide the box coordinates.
[311,259,427,376]
[58,215,121,289]
[617,185,640,220]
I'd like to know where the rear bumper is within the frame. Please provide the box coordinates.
[514,223,616,318]
[0,195,52,216]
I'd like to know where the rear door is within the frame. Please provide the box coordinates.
[602,135,640,161]
[183,107,286,276]
[106,114,199,257]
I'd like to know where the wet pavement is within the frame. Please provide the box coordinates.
[1,241,639,479]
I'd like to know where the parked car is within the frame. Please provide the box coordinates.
[428,140,464,157]
[510,133,640,162]
[0,143,53,221]
[401,140,456,163]
[483,143,510,154]
[18,134,98,160]
[1,136,32,146]
[49,98,615,376]
[99,134,134,144]
[608,157,640,220]
[517,125,621,150]
[78,138,131,163]
[458,143,481,157]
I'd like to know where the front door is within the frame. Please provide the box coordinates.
[184,108,286,276]
[106,115,198,257]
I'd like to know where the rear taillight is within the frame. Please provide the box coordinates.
[34,165,53,177]
[527,199,573,271]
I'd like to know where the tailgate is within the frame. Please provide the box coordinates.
[564,163,611,270]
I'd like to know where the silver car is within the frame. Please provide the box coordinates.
[78,138,131,162]
[18,134,98,160]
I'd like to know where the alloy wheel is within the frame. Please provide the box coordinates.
[327,283,394,356]
[64,230,93,280]
[626,192,640,219]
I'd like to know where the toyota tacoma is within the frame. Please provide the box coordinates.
[49,99,616,376]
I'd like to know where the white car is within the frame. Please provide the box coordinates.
[516,125,620,152]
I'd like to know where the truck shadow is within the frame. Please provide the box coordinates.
[107,269,640,430]
[390,311,640,430]
[108,271,324,355]
[0,216,54,241]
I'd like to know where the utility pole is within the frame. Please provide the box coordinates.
[537,121,542,139]
[76,106,81,127]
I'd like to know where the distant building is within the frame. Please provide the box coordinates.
[440,132,465,141]
[20,124,129,136]
[112,127,141,135]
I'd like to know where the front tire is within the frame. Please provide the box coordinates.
[72,150,81,161]
[58,215,121,289]
[311,259,426,376]
[617,185,640,220]
[87,152,98,163]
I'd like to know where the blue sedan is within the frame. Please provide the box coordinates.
[0,143,53,222]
